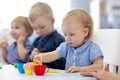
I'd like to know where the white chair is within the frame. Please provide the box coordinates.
[94,29,120,75]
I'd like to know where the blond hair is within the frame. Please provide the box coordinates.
[62,9,93,40]
[11,16,33,37]
[29,2,54,23]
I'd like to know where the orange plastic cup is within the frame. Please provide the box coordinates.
[30,62,40,66]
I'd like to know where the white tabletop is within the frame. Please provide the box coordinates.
[0,65,97,80]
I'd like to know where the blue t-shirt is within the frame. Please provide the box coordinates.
[7,39,32,63]
[27,30,66,70]
[56,40,103,70]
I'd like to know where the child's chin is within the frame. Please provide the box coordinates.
[69,44,75,47]
[12,37,18,40]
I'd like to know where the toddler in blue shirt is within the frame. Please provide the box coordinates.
[33,9,104,73]
[0,16,33,63]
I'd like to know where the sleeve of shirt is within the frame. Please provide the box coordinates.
[25,40,33,62]
[56,42,67,58]
[90,43,104,63]
[25,41,33,52]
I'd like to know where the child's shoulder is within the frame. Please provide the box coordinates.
[51,30,62,37]
[87,40,101,50]
[49,30,64,41]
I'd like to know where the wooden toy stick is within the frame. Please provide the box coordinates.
[37,59,42,65]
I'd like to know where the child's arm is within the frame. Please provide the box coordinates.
[34,50,61,63]
[30,48,39,61]
[79,57,103,71]
[0,37,8,62]
[17,33,28,62]
[67,57,103,73]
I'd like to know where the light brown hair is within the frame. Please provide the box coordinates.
[11,16,33,37]
[28,2,54,23]
[62,9,93,40]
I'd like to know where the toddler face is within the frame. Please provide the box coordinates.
[62,20,89,48]
[30,16,54,37]
[10,22,27,40]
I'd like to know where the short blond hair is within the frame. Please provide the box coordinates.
[29,2,54,23]
[11,16,33,37]
[62,9,93,40]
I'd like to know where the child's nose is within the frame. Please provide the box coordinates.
[65,36,71,41]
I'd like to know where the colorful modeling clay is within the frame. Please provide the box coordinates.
[24,62,33,75]
[48,69,59,73]
[14,63,18,68]
[0,66,2,69]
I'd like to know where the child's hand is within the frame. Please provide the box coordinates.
[17,33,27,44]
[0,36,8,49]
[66,66,80,73]
[30,48,39,61]
[33,54,42,64]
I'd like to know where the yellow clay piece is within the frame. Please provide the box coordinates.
[48,69,59,73]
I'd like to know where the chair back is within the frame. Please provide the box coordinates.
[94,29,120,75]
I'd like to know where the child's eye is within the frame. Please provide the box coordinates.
[40,26,45,29]
[11,26,20,29]
[38,25,45,29]
[11,26,13,29]
[69,34,74,36]
[64,34,67,36]
[15,27,19,29]
[34,27,37,30]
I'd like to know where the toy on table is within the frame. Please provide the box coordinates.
[36,59,42,65]
[48,69,59,73]
[14,63,18,68]
[0,66,2,69]
[34,65,47,76]
[11,63,18,68]
[23,62,33,75]
[17,63,24,73]
[30,62,40,66]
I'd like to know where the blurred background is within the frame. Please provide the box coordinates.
[1,0,120,33]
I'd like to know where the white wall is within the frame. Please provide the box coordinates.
[0,0,70,32]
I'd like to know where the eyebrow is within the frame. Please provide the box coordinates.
[38,24,45,28]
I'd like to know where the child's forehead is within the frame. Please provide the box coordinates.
[36,15,51,21]
[63,15,81,23]
[12,21,23,25]
[11,21,26,28]
[63,18,83,26]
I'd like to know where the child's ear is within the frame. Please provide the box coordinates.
[51,17,55,25]
[83,28,89,37]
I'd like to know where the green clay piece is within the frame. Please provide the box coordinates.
[0,66,2,69]
[14,63,18,68]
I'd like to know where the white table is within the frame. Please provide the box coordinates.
[0,65,97,80]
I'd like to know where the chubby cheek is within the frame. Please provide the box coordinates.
[10,31,14,37]
[35,30,41,36]
[10,31,20,39]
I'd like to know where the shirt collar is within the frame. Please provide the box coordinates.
[41,30,57,40]
[70,40,92,52]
